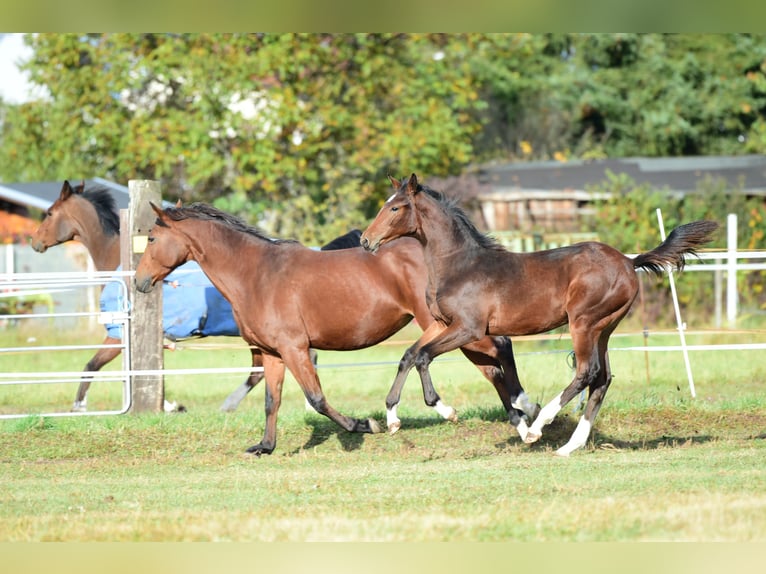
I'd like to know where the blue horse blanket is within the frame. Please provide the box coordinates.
[101,261,239,340]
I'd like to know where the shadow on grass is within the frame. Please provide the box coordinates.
[291,409,485,455]
[288,403,753,457]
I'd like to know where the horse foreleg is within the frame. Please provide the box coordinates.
[220,348,265,412]
[384,321,448,434]
[246,353,285,456]
[72,337,122,412]
[412,322,484,428]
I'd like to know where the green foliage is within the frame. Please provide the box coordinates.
[473,33,766,161]
[3,33,766,242]
[0,33,488,243]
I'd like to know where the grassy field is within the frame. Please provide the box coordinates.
[2,320,766,541]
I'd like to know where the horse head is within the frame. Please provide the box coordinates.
[134,202,190,293]
[361,173,420,253]
[30,180,86,253]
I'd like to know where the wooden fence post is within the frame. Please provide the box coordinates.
[123,180,164,413]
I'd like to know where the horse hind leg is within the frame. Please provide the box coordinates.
[220,348,318,413]
[555,336,614,457]
[460,336,539,441]
[524,326,602,448]
[220,348,266,412]
[282,347,382,435]
[72,338,121,412]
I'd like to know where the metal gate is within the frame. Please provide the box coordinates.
[0,270,131,419]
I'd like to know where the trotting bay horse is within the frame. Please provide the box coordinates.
[134,202,539,455]
[29,181,355,413]
[361,174,718,456]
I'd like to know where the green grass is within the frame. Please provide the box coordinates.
[1,322,766,541]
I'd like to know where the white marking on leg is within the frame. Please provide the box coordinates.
[387,404,401,434]
[555,416,592,457]
[511,391,539,420]
[433,400,458,422]
[163,400,178,412]
[515,417,529,442]
[71,399,87,413]
[525,392,563,444]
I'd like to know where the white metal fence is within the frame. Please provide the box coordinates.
[0,271,132,419]
[1,212,765,417]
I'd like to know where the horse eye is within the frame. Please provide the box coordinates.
[148,236,155,243]
[391,206,399,212]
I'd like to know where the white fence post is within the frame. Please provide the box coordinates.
[726,213,738,328]
[656,208,696,398]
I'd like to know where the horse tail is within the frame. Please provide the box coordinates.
[632,220,719,277]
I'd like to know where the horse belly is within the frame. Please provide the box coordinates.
[306,307,411,351]
[487,290,568,337]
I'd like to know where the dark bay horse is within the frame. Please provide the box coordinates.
[134,202,539,455]
[29,181,352,413]
[361,174,718,456]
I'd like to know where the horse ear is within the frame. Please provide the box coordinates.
[406,173,419,195]
[175,199,183,208]
[76,179,86,193]
[60,180,74,200]
[387,175,401,189]
[149,201,165,218]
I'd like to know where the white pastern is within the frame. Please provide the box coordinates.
[511,392,538,420]
[387,405,401,433]
[526,392,564,442]
[71,399,87,413]
[515,417,529,441]
[434,400,458,422]
[555,416,592,457]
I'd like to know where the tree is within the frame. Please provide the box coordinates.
[473,33,766,161]
[0,33,488,243]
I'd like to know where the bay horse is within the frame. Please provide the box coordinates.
[134,202,539,455]
[361,174,718,456]
[29,181,349,413]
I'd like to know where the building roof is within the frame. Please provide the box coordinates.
[0,178,130,212]
[477,154,766,199]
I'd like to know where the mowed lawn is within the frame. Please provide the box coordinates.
[1,322,766,541]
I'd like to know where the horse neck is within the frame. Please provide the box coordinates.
[68,199,121,271]
[415,195,476,278]
[176,219,267,302]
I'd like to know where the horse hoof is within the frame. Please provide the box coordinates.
[524,431,541,444]
[554,448,571,457]
[368,418,383,433]
[388,421,401,435]
[246,444,273,456]
[447,409,458,423]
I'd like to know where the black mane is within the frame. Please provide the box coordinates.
[81,186,120,237]
[417,184,505,252]
[161,203,299,245]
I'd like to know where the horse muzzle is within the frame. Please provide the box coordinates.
[30,240,48,254]
[360,235,380,254]
[134,275,155,293]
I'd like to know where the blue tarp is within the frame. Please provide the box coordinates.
[101,261,239,340]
